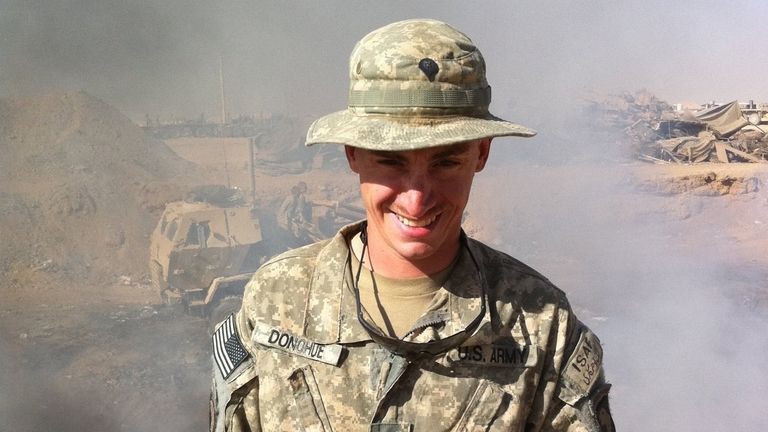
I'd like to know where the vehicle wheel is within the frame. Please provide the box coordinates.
[208,295,243,333]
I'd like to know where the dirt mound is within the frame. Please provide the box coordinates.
[0,91,192,181]
[0,91,207,304]
[629,163,767,196]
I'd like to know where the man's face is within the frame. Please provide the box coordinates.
[345,139,491,276]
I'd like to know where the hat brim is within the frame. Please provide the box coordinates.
[305,110,536,151]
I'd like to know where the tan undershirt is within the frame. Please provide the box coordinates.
[350,233,453,338]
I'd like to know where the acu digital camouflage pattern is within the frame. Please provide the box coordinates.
[210,222,614,431]
[305,19,536,151]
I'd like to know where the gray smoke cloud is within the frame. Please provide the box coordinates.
[4,1,768,122]
[470,158,768,430]
[2,1,768,430]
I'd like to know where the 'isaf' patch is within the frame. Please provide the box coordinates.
[559,329,603,405]
[252,325,344,367]
[447,344,538,368]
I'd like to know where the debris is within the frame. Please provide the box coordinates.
[656,131,719,163]
[694,101,749,138]
[139,307,156,319]
[589,90,768,163]
[32,259,55,272]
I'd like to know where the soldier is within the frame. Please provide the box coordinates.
[211,19,614,431]
[277,181,310,239]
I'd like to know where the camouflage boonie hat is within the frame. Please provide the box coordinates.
[306,19,536,151]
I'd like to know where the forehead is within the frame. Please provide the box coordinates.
[366,141,475,159]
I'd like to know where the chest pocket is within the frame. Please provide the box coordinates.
[283,357,413,432]
[453,380,514,432]
[288,366,334,432]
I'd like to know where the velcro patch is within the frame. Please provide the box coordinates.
[447,344,538,368]
[252,325,344,366]
[559,330,603,405]
[212,314,250,379]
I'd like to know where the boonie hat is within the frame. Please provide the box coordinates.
[306,19,535,151]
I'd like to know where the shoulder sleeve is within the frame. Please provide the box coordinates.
[544,320,615,431]
[209,313,261,432]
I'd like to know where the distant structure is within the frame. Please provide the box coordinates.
[141,58,318,140]
[140,113,284,139]
[219,56,228,125]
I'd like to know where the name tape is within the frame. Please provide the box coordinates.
[253,326,343,367]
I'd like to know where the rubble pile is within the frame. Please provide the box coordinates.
[586,89,675,131]
[588,90,768,164]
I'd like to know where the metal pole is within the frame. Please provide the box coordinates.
[223,142,231,189]
[249,138,257,205]
[219,56,227,125]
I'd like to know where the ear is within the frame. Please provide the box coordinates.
[474,138,492,172]
[344,145,360,174]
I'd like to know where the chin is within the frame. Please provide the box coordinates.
[395,242,438,261]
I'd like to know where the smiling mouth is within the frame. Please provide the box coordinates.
[395,213,437,228]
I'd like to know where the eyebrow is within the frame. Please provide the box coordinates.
[369,150,406,160]
[368,142,472,160]
[431,143,471,159]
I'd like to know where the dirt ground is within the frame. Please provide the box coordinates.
[1,92,766,431]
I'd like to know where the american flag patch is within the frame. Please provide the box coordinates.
[212,314,249,379]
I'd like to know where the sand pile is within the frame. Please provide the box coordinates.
[0,91,206,301]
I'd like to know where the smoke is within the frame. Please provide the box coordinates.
[470,149,768,430]
[0,0,223,119]
[0,306,210,432]
[2,1,768,430]
[3,1,768,122]
[606,269,768,430]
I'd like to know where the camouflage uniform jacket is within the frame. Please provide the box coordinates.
[211,222,614,431]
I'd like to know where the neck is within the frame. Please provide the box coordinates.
[361,231,461,279]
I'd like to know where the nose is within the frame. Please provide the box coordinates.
[398,169,434,217]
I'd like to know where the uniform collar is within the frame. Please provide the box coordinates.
[301,221,488,346]
[302,221,370,343]
[402,237,488,344]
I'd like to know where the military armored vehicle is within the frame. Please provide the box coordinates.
[149,187,364,325]
[148,200,283,324]
[149,132,365,324]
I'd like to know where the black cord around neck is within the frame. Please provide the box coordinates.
[359,220,368,245]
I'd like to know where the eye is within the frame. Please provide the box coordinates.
[434,158,461,168]
[375,157,403,167]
